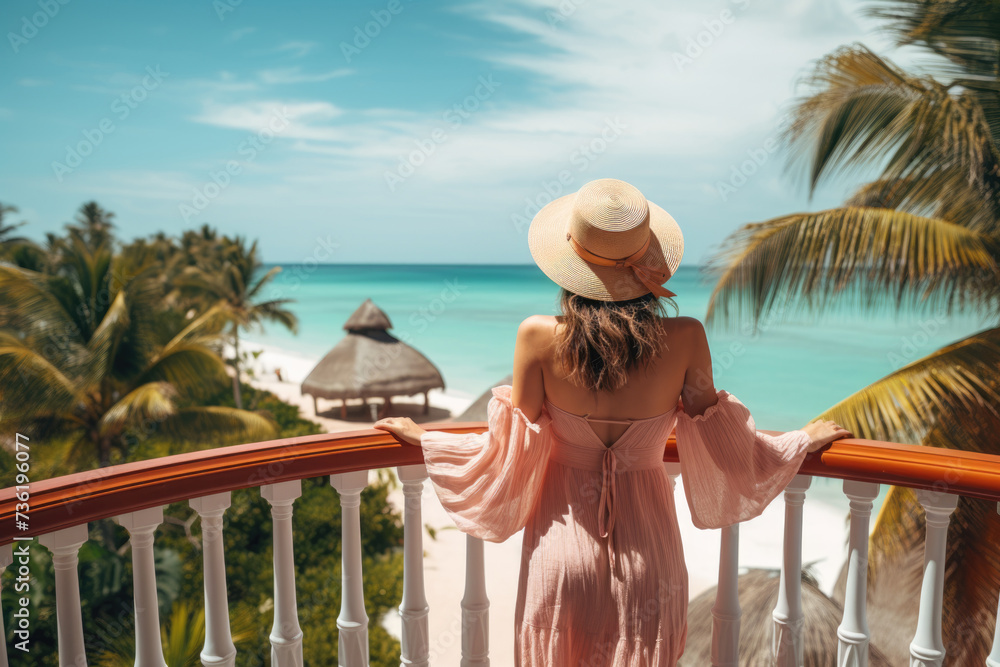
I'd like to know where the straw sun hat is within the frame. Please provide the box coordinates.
[527,178,684,302]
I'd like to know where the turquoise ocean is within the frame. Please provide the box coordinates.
[248,263,990,505]
[250,263,988,425]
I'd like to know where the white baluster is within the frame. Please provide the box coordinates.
[461,535,489,667]
[988,503,1000,667]
[909,489,959,667]
[837,481,880,667]
[713,523,741,667]
[773,475,812,666]
[116,506,168,667]
[39,524,90,667]
[1,542,14,667]
[190,493,237,667]
[261,481,304,667]
[331,470,371,667]
[396,464,430,667]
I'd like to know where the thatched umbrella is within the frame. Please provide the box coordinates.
[452,373,513,422]
[301,298,445,420]
[679,568,893,666]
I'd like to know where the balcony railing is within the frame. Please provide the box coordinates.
[2,422,1000,666]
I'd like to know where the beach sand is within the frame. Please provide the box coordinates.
[244,341,853,665]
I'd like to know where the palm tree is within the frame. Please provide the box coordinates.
[702,1,1000,663]
[0,203,46,271]
[0,203,28,246]
[67,201,117,252]
[0,233,276,470]
[175,236,297,409]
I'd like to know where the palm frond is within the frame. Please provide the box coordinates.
[785,44,1000,197]
[815,326,1000,443]
[845,170,1000,233]
[98,381,178,440]
[246,265,282,299]
[0,332,79,420]
[139,343,230,401]
[703,206,999,333]
[158,406,277,445]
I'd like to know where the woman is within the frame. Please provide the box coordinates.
[374,178,850,666]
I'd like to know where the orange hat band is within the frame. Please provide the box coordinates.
[567,233,676,299]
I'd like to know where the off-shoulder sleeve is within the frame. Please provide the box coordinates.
[674,389,812,530]
[419,385,553,543]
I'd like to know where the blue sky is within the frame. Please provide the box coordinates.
[2,0,919,265]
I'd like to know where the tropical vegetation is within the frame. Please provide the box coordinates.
[703,0,1000,663]
[0,203,406,666]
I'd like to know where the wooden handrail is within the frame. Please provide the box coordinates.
[3,423,1000,546]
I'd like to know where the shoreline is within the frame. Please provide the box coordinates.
[241,339,853,665]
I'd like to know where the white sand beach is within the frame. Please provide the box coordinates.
[243,341,853,665]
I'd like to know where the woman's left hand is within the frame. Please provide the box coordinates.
[373,417,427,447]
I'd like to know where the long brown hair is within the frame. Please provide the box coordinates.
[553,288,677,393]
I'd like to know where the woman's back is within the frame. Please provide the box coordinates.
[532,314,699,448]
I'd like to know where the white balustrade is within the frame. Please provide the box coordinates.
[331,470,371,667]
[115,506,168,667]
[909,489,959,667]
[261,480,304,667]
[837,480,880,667]
[190,492,237,667]
[38,524,89,667]
[773,474,812,666]
[712,523,741,667]
[396,465,430,667]
[461,535,490,667]
[11,444,1000,666]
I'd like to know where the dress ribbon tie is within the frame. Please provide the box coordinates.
[598,448,619,569]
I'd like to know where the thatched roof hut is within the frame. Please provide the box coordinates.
[452,373,513,422]
[301,299,445,419]
[679,568,893,666]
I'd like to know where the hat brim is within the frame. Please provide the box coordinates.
[527,191,684,301]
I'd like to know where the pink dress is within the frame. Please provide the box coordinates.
[420,384,813,666]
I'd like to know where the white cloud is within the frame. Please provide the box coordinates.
[258,67,354,85]
[271,40,320,58]
[165,0,908,262]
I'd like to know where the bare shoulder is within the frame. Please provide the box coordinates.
[658,315,705,344]
[518,314,559,336]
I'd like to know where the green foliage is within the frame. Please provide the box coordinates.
[0,206,406,665]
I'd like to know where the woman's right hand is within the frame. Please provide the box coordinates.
[800,419,853,452]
